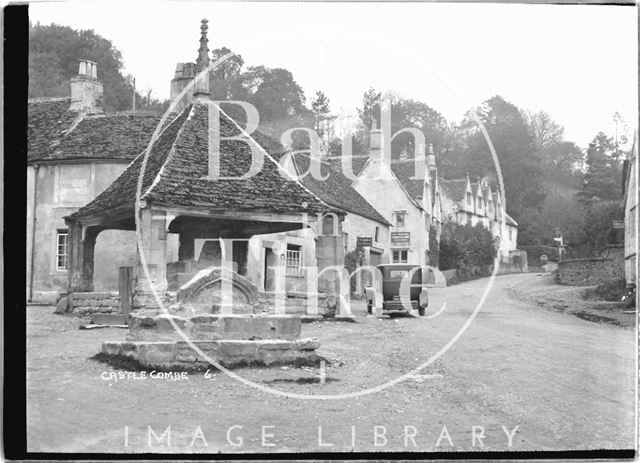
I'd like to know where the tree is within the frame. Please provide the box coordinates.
[577,132,622,206]
[355,88,452,158]
[357,87,381,135]
[524,109,564,150]
[458,96,547,224]
[29,51,68,97]
[310,91,335,138]
[583,201,624,252]
[29,22,168,112]
[439,222,497,276]
[209,46,244,100]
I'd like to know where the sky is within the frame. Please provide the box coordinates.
[30,1,638,149]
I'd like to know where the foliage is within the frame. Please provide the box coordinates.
[438,222,497,271]
[355,88,452,157]
[583,201,624,252]
[207,49,313,143]
[209,46,244,100]
[357,87,381,134]
[584,278,628,302]
[577,132,624,207]
[29,22,168,112]
[310,91,335,138]
[524,109,564,150]
[460,96,547,219]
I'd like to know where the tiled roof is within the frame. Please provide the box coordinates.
[328,154,428,201]
[504,213,518,226]
[69,102,334,220]
[67,107,191,218]
[389,159,427,201]
[28,97,162,163]
[439,178,467,202]
[288,154,390,225]
[28,98,75,160]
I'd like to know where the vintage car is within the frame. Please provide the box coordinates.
[365,263,429,316]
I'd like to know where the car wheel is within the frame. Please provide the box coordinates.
[418,307,425,316]
[367,303,372,314]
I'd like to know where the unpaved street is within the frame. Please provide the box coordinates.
[27,273,635,453]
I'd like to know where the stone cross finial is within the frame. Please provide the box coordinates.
[196,18,210,71]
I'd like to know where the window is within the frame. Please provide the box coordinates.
[374,226,379,242]
[286,244,302,274]
[466,193,473,205]
[392,250,408,263]
[478,199,482,210]
[56,230,68,270]
[395,212,406,227]
[509,229,513,241]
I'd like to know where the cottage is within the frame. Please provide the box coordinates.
[27,62,162,304]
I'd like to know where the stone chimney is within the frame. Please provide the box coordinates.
[70,59,103,112]
[170,19,210,111]
[170,62,196,113]
[426,143,436,172]
[369,119,383,160]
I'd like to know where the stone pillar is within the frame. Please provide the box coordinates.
[316,216,346,316]
[134,208,168,309]
[66,222,98,293]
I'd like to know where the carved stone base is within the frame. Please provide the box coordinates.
[101,338,321,369]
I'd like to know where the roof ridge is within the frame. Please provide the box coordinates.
[213,101,334,212]
[142,105,195,200]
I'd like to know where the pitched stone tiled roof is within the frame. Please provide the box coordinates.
[28,98,75,160]
[329,154,427,201]
[28,97,162,163]
[288,154,390,226]
[504,213,518,226]
[439,178,467,202]
[69,102,333,220]
[389,159,426,201]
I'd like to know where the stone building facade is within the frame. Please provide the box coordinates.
[622,134,637,288]
[26,61,167,304]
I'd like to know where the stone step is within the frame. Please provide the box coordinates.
[91,313,129,325]
[102,338,322,369]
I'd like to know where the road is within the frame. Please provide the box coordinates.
[26,273,636,453]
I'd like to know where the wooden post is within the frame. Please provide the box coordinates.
[119,266,133,314]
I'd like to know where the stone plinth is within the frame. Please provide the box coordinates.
[100,311,320,370]
[127,313,302,341]
[102,338,321,369]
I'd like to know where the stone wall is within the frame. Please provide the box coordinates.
[557,245,625,286]
[68,291,120,316]
[27,163,140,304]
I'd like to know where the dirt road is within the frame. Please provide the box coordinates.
[27,273,636,453]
